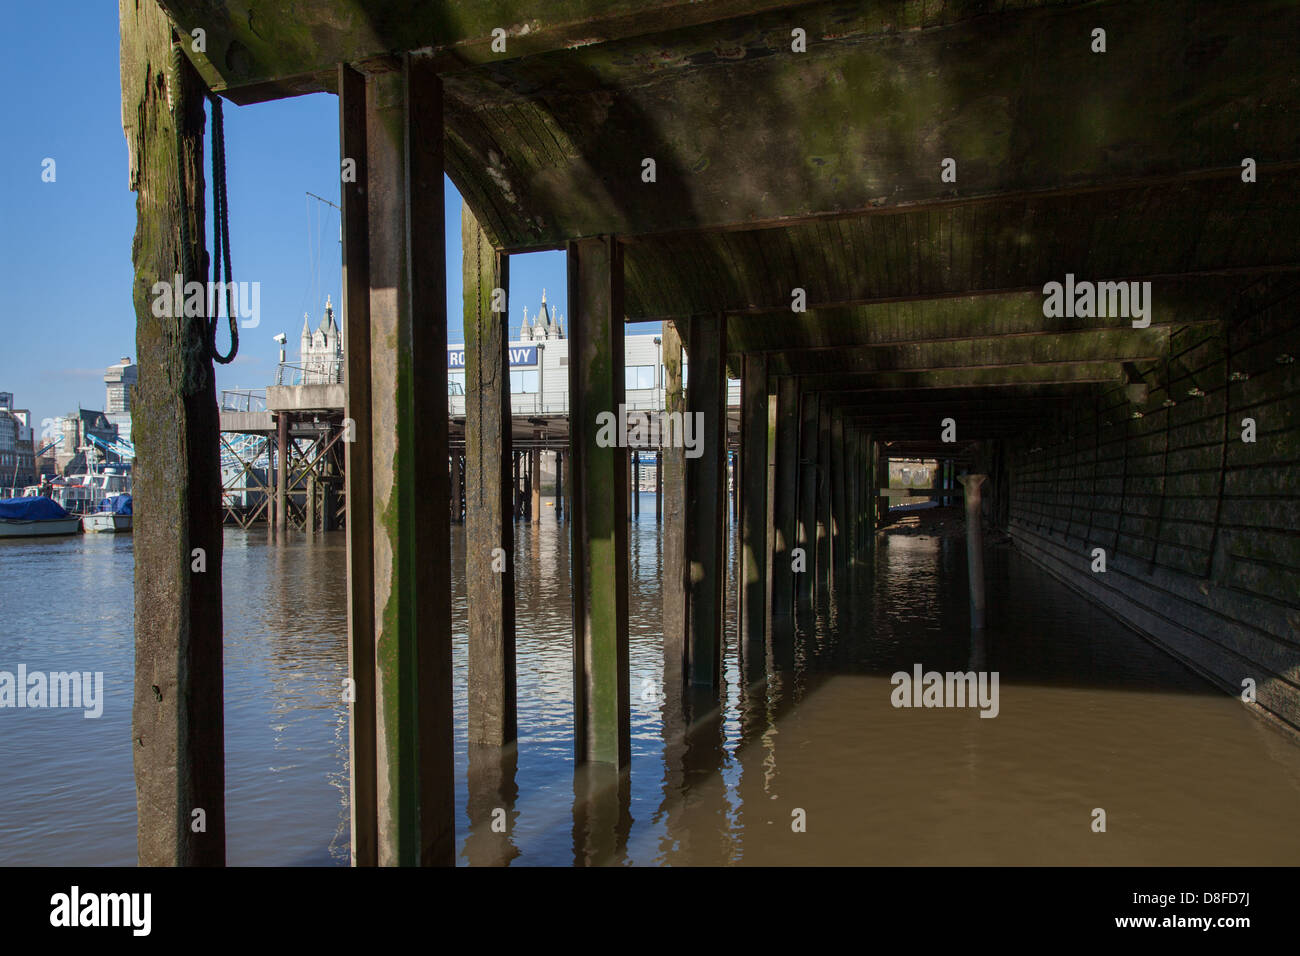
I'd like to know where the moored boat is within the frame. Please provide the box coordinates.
[82,494,132,533]
[0,497,81,538]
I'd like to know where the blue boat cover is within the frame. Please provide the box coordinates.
[0,497,71,520]
[98,495,133,515]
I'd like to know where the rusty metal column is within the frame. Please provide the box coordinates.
[122,0,225,864]
[361,57,453,865]
[568,236,630,768]
[463,201,516,749]
[739,353,768,667]
[276,412,289,533]
[685,314,727,694]
[958,474,989,629]
[662,320,687,688]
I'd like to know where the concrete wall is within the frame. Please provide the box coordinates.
[1006,307,1300,735]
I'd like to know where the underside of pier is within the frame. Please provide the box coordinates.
[121,0,1300,864]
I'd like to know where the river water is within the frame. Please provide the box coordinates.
[3,499,1299,865]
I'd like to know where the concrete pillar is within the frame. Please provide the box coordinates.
[958,474,989,629]
[771,376,799,617]
[568,236,630,767]
[685,314,727,693]
[122,0,225,864]
[463,201,516,749]
[346,59,453,865]
[795,389,819,606]
[662,320,687,686]
[739,353,768,659]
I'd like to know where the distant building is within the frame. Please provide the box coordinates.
[299,296,343,384]
[104,356,137,443]
[0,392,37,490]
[520,289,564,343]
[56,410,117,475]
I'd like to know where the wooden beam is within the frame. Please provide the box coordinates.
[364,57,453,866]
[795,386,819,607]
[685,314,727,692]
[739,353,768,671]
[463,201,517,749]
[339,62,376,866]
[568,236,630,767]
[661,320,687,688]
[770,375,799,618]
[122,0,226,866]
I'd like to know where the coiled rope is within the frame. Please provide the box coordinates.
[170,40,238,366]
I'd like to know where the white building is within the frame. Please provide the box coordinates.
[447,332,738,417]
[299,296,343,384]
[104,357,138,443]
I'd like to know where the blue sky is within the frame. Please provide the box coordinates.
[0,3,577,431]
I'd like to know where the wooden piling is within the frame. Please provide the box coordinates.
[816,406,833,595]
[771,375,799,618]
[463,201,517,748]
[568,236,630,767]
[685,314,727,692]
[959,474,989,629]
[121,0,226,865]
[739,353,768,660]
[661,320,687,686]
[795,388,819,606]
[362,59,453,865]
[530,445,541,523]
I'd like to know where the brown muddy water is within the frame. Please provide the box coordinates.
[2,498,1299,865]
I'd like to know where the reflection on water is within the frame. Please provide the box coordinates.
[3,498,1299,865]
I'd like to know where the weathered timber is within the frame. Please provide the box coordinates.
[685,314,727,692]
[364,59,453,866]
[122,0,226,866]
[770,375,799,617]
[795,387,819,606]
[661,320,687,688]
[463,201,517,749]
[568,236,630,767]
[739,353,768,665]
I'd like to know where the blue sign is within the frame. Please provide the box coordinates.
[448,346,537,368]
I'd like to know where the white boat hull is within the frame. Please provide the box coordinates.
[82,513,133,534]
[0,518,82,538]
